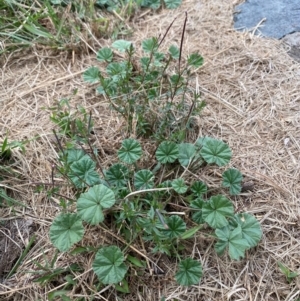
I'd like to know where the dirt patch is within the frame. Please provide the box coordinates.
[1,0,300,300]
[0,218,35,280]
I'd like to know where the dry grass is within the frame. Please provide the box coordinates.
[1,0,300,300]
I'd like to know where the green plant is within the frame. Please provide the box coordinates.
[29,249,82,301]
[48,135,262,288]
[83,25,204,141]
[48,97,93,145]
[46,17,262,292]
[0,137,25,161]
[95,0,182,11]
[0,0,182,54]
[278,262,299,283]
[0,137,26,208]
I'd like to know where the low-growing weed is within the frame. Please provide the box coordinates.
[83,12,204,141]
[47,134,262,288]
[0,0,182,54]
[45,15,262,295]
[83,15,204,141]
[47,96,93,145]
[0,137,26,208]
[278,261,299,284]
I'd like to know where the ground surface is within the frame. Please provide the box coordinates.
[1,0,300,300]
[234,0,300,39]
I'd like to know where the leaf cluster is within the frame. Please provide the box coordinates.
[49,98,92,145]
[95,0,182,11]
[83,38,204,140]
[49,135,262,287]
[47,22,262,291]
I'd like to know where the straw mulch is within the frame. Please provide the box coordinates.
[1,0,300,300]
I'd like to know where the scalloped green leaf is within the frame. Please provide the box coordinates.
[163,215,186,239]
[175,258,202,286]
[222,168,243,195]
[97,47,113,62]
[191,181,207,197]
[141,0,161,9]
[156,141,179,164]
[65,149,87,165]
[187,53,203,68]
[118,139,142,164]
[142,37,158,53]
[112,40,132,52]
[195,136,215,148]
[49,213,84,252]
[77,184,115,225]
[190,198,205,224]
[93,246,128,284]
[134,169,154,190]
[83,66,100,83]
[200,138,232,166]
[68,157,101,188]
[231,213,262,248]
[215,226,250,260]
[105,163,129,188]
[168,45,180,59]
[172,178,188,194]
[178,143,196,167]
[164,0,182,9]
[106,62,127,81]
[202,195,234,229]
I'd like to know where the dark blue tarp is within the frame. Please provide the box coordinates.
[234,0,300,39]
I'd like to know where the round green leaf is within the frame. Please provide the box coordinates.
[164,0,182,9]
[156,141,179,164]
[105,163,129,188]
[118,139,142,164]
[65,149,87,165]
[232,213,262,248]
[222,168,243,195]
[178,143,196,167]
[175,258,202,286]
[195,136,215,148]
[111,40,132,52]
[93,246,128,284]
[192,211,205,224]
[143,0,160,9]
[83,66,100,83]
[134,169,154,190]
[163,215,186,239]
[142,37,158,53]
[68,157,101,188]
[215,226,250,260]
[106,62,127,81]
[191,181,207,197]
[187,53,204,68]
[200,138,232,166]
[169,45,180,59]
[97,47,113,62]
[77,184,115,225]
[49,213,84,252]
[190,198,205,224]
[172,178,188,194]
[202,195,234,229]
